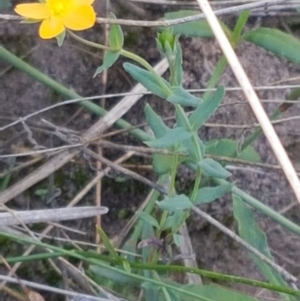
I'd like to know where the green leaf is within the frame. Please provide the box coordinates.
[175,105,191,130]
[157,194,193,211]
[34,189,48,197]
[232,10,250,43]
[162,10,232,39]
[145,127,192,149]
[180,284,261,301]
[190,86,225,130]
[162,210,185,231]
[205,138,260,162]
[199,158,231,179]
[167,86,202,107]
[136,211,160,229]
[142,281,160,301]
[108,13,124,49]
[195,184,232,205]
[96,226,119,259]
[174,41,183,86]
[166,289,182,301]
[163,10,213,38]
[122,258,131,273]
[172,233,181,247]
[55,30,66,47]
[142,281,161,290]
[121,240,137,263]
[182,134,204,162]
[233,194,292,300]
[243,28,300,64]
[90,264,133,284]
[152,154,173,175]
[141,222,155,261]
[123,63,170,99]
[94,51,120,77]
[144,104,169,139]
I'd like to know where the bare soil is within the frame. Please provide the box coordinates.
[1,1,300,300]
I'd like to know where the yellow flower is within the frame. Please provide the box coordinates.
[15,0,96,39]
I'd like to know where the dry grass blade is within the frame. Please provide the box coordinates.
[0,256,46,301]
[0,206,109,226]
[178,222,202,284]
[0,274,119,301]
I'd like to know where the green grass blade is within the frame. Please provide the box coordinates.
[233,194,294,301]
[96,226,119,259]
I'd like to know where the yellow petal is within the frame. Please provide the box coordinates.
[63,5,95,31]
[73,0,95,5]
[39,17,65,39]
[15,3,50,19]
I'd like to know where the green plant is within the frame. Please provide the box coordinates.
[2,4,300,301]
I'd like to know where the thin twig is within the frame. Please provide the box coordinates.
[0,274,120,301]
[0,157,42,178]
[0,207,108,226]
[0,0,291,26]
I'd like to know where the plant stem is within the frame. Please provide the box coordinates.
[191,167,201,203]
[68,30,111,51]
[69,31,171,98]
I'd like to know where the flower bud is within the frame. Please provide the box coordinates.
[157,28,176,57]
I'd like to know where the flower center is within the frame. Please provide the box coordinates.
[47,0,74,17]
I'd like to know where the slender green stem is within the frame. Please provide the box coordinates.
[69,32,155,75]
[203,56,227,101]
[203,12,249,102]
[169,153,179,196]
[232,10,250,45]
[174,104,203,162]
[68,30,111,51]
[168,57,177,86]
[120,49,154,74]
[192,133,203,161]
[159,154,178,231]
[162,287,172,301]
[191,167,201,203]
[159,209,169,232]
